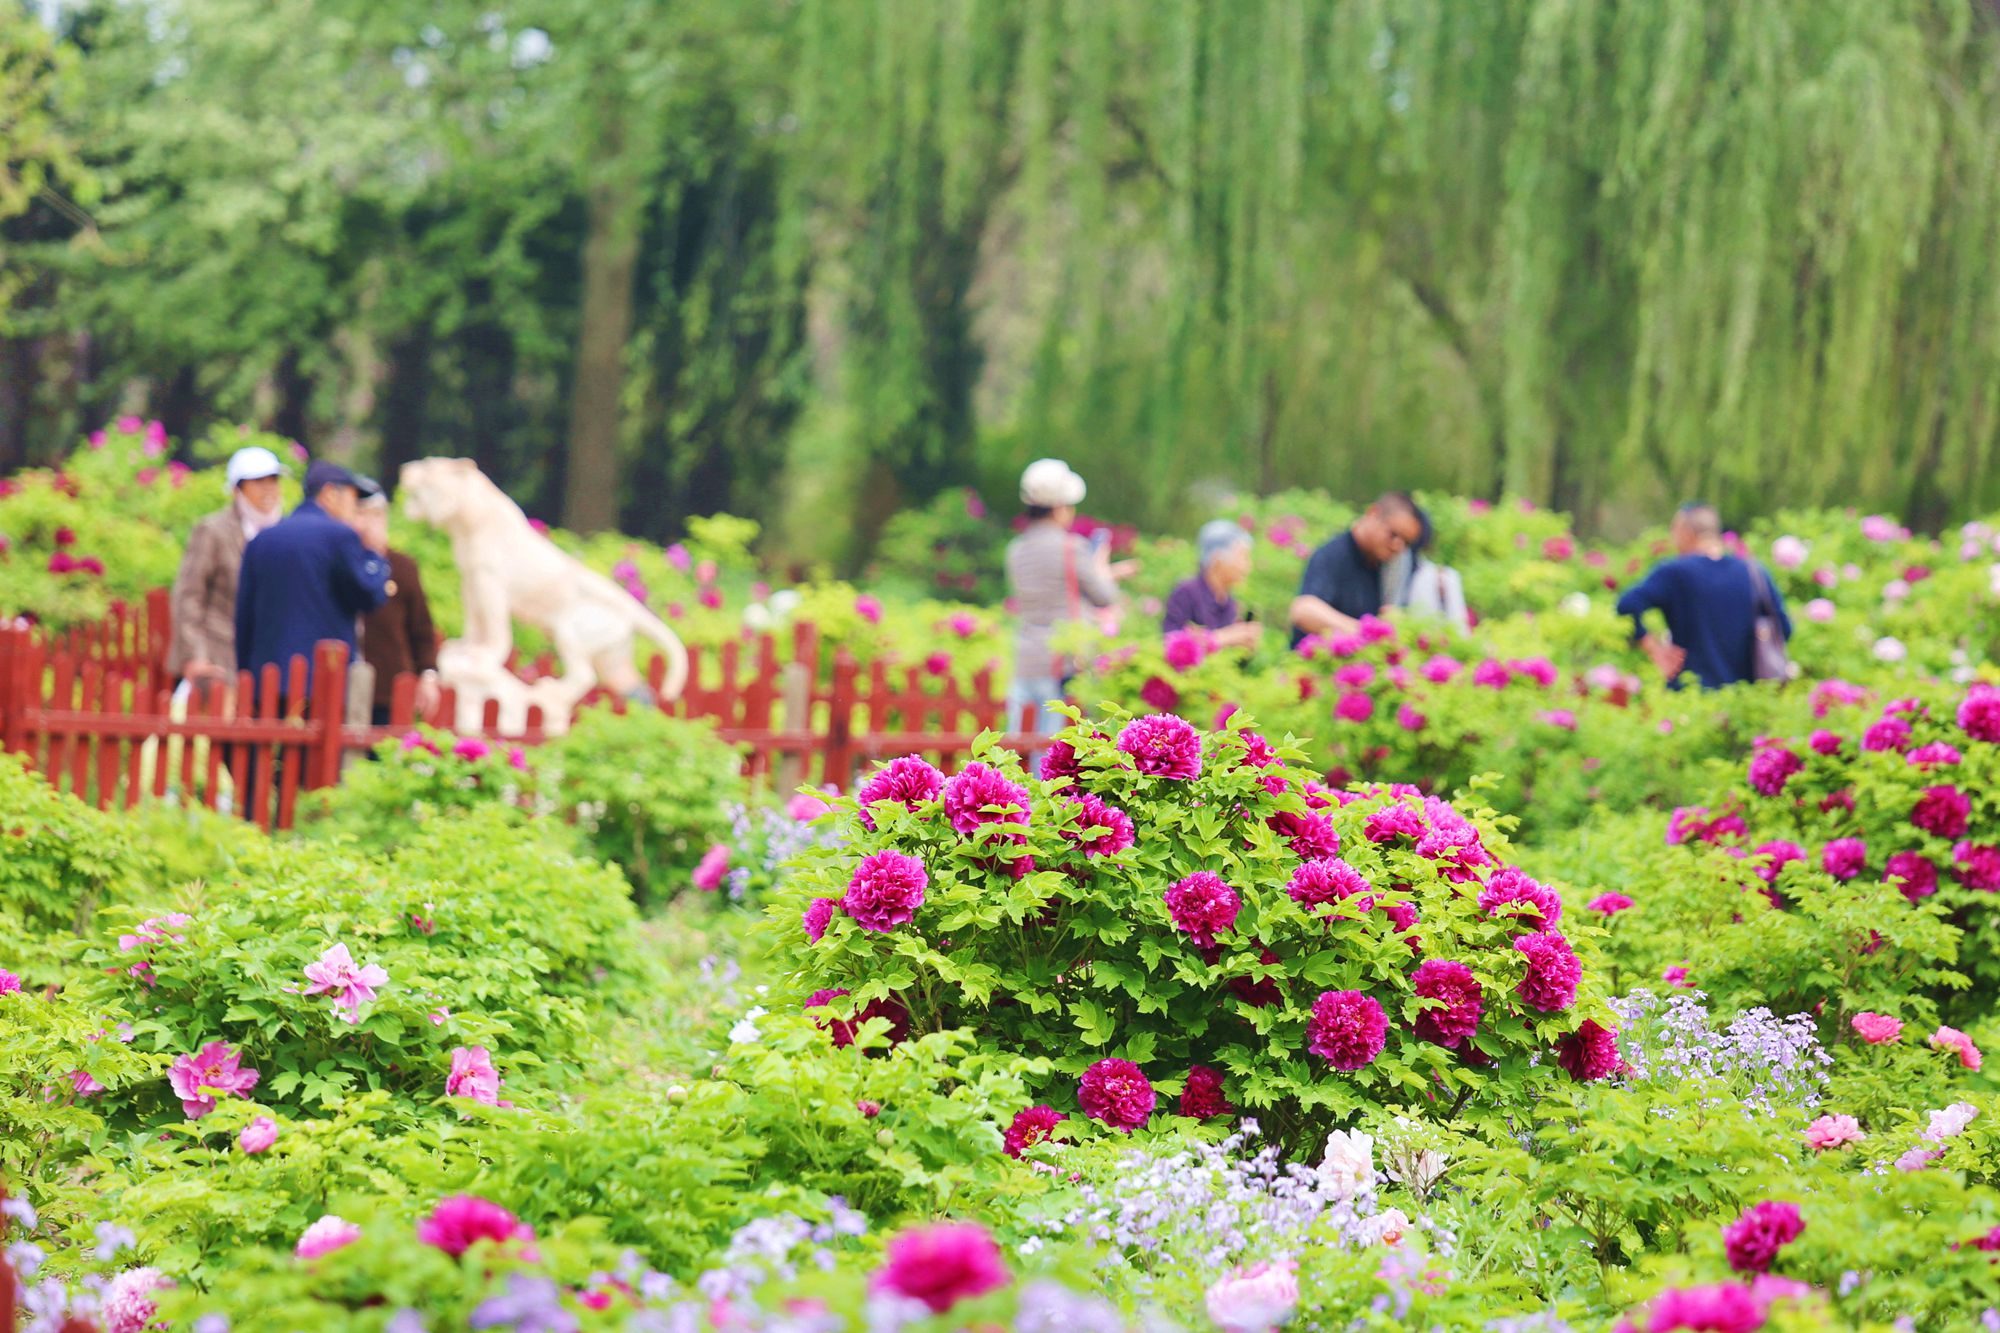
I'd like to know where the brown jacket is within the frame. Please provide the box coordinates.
[168,507,251,678]
[360,549,439,709]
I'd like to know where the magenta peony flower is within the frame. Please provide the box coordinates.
[1662,964,1691,988]
[693,844,731,892]
[1513,932,1581,1012]
[1807,729,1843,756]
[1394,703,1427,733]
[1179,1063,1233,1120]
[446,1046,504,1105]
[238,1115,279,1154]
[1912,785,1971,839]
[1140,676,1181,711]
[1930,1024,1983,1070]
[787,790,832,822]
[1205,1258,1300,1333]
[1747,746,1804,796]
[1588,892,1634,917]
[1471,659,1511,688]
[1410,959,1484,1049]
[1555,1020,1621,1081]
[1305,990,1388,1070]
[1062,792,1135,857]
[1115,714,1203,780]
[1750,840,1806,884]
[1364,803,1426,844]
[1420,655,1462,683]
[805,987,912,1048]
[1861,717,1911,753]
[452,735,491,762]
[168,1041,261,1119]
[1883,851,1938,901]
[1803,1114,1863,1150]
[1958,685,2000,742]
[1228,947,1284,1009]
[841,850,928,931]
[1078,1057,1156,1132]
[1163,629,1212,671]
[1954,842,2000,891]
[1819,838,1866,881]
[1644,1282,1766,1333]
[856,756,946,828]
[1286,858,1372,914]
[854,593,883,624]
[1268,808,1340,860]
[1722,1200,1804,1274]
[1037,738,1083,781]
[941,762,1031,835]
[100,1267,172,1333]
[802,897,838,943]
[400,730,440,755]
[1002,1104,1066,1157]
[1332,691,1373,724]
[1414,797,1493,879]
[871,1222,1009,1314]
[1908,741,1962,767]
[1477,868,1563,926]
[0,969,19,995]
[1850,1012,1903,1044]
[417,1195,533,1258]
[301,942,390,1023]
[295,1214,363,1260]
[1165,872,1241,949]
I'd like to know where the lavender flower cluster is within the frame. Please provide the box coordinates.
[1609,989,1831,1115]
[723,802,845,901]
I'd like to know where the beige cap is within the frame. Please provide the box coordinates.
[1019,458,1086,508]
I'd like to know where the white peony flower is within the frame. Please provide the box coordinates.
[1872,636,1908,663]
[1771,535,1809,569]
[1317,1128,1375,1199]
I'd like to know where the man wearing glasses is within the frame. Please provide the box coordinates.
[1288,492,1426,648]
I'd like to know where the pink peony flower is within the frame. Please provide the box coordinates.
[1954,842,2000,891]
[301,942,389,1023]
[68,1069,103,1096]
[1333,661,1375,689]
[841,850,928,931]
[1115,714,1203,780]
[1850,1012,1903,1044]
[0,969,19,994]
[1820,838,1866,881]
[417,1195,533,1258]
[238,1115,279,1154]
[947,612,978,638]
[1930,1025,1983,1070]
[1912,785,1971,839]
[1036,737,1084,781]
[1750,840,1806,884]
[1471,659,1511,688]
[857,756,946,828]
[118,911,191,953]
[1747,746,1804,796]
[1410,959,1483,1049]
[100,1267,172,1333]
[168,1041,260,1118]
[1478,868,1562,926]
[1421,655,1463,683]
[1588,893,1635,916]
[1537,707,1578,731]
[1908,741,1962,767]
[1861,717,1910,753]
[1364,803,1426,844]
[1556,1020,1622,1081]
[1394,703,1426,732]
[295,1214,363,1260]
[1205,1258,1300,1333]
[941,762,1031,835]
[1305,990,1388,1070]
[1883,851,1938,901]
[1644,1282,1766,1333]
[446,1046,504,1106]
[1164,871,1243,949]
[1078,1057,1156,1132]
[1227,947,1284,1009]
[787,790,832,822]
[692,844,730,892]
[1286,858,1372,914]
[400,730,440,755]
[1163,629,1212,671]
[923,651,952,676]
[1723,1200,1804,1274]
[1958,685,2000,743]
[802,897,837,943]
[854,594,883,624]
[1179,1063,1233,1120]
[665,542,692,572]
[1771,535,1808,569]
[1803,1114,1863,1150]
[1002,1104,1065,1157]
[1268,808,1341,861]
[1333,690,1374,723]
[452,735,491,762]
[871,1222,1009,1314]
[1807,729,1843,756]
[1513,932,1581,1012]
[1662,965,1691,988]
[1140,675,1181,711]
[1063,792,1135,857]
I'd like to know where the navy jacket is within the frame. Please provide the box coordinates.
[234,499,390,690]
[1291,531,1382,647]
[1615,553,1791,690]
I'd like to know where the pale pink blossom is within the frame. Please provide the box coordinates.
[167,1042,260,1118]
[239,1115,279,1154]
[446,1045,508,1107]
[1803,1114,1863,1150]
[1204,1258,1299,1333]
[1930,1025,1983,1070]
[301,942,390,1023]
[295,1215,363,1260]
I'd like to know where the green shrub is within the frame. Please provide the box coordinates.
[295,727,549,857]
[0,753,145,978]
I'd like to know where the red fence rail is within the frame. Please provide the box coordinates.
[0,590,1044,828]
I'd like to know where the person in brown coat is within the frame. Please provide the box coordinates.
[355,490,441,725]
[167,445,288,685]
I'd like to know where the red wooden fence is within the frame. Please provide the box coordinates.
[0,590,1047,829]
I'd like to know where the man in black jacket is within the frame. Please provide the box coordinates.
[235,461,391,694]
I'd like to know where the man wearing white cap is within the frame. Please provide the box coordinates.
[1003,458,1126,736]
[166,445,288,685]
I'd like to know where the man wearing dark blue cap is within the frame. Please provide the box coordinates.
[234,460,392,697]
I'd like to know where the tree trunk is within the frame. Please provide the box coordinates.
[378,322,435,491]
[270,349,312,447]
[0,334,37,473]
[155,365,202,457]
[563,174,644,533]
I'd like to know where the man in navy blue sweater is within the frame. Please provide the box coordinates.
[1615,502,1791,689]
[235,461,391,694]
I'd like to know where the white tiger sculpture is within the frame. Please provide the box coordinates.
[398,458,689,728]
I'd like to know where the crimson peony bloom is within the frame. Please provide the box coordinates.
[802,897,837,942]
[1722,1200,1804,1274]
[1513,932,1581,1012]
[1306,990,1388,1070]
[167,1042,260,1119]
[417,1195,533,1258]
[1179,1064,1233,1120]
[1750,840,1806,885]
[1163,630,1211,671]
[1555,1020,1621,1081]
[1115,714,1203,780]
[1912,785,1971,839]
[941,762,1031,835]
[1954,842,2000,891]
[1747,746,1804,796]
[1883,851,1938,901]
[1062,792,1135,857]
[1002,1104,1065,1157]
[1165,872,1241,949]
[452,735,492,762]
[1268,808,1340,860]
[1228,948,1284,1008]
[1958,685,2000,743]
[841,850,928,931]
[1410,960,1484,1049]
[1140,676,1182,711]
[857,757,945,829]
[805,987,912,1048]
[1471,660,1511,688]
[1287,858,1372,913]
[1078,1057,1156,1132]
[1037,738,1084,781]
[1820,838,1867,881]
[871,1222,1009,1314]
[0,969,19,995]
[1477,868,1563,927]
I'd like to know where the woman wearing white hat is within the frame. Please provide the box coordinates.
[166,445,288,686]
[1003,458,1126,736]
